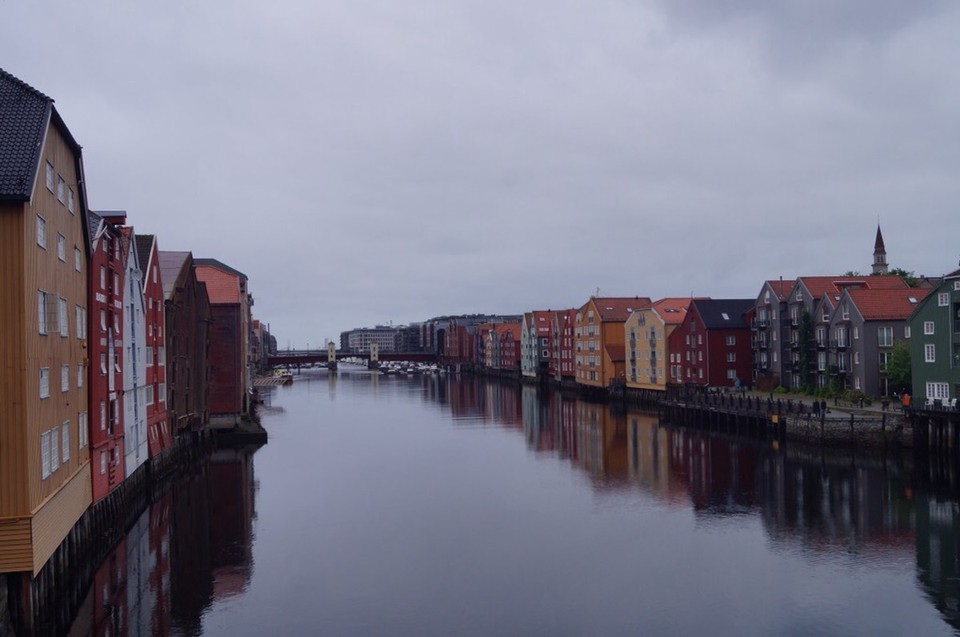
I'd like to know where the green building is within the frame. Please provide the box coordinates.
[909,269,960,405]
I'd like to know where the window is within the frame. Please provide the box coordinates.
[697,334,702,345]
[939,293,950,307]
[100,452,106,476]
[61,423,70,462]
[927,382,950,400]
[77,364,84,388]
[57,175,65,203]
[57,234,66,261]
[726,352,736,362]
[61,364,69,392]
[879,351,891,371]
[727,368,737,378]
[113,272,119,293]
[158,346,165,365]
[817,352,826,371]
[878,327,893,347]
[37,292,59,335]
[50,429,59,473]
[40,367,50,398]
[842,305,849,320]
[146,347,154,366]
[924,321,935,335]
[41,431,52,479]
[76,306,86,339]
[68,187,75,213]
[100,310,107,332]
[36,215,46,248]
[59,298,68,337]
[100,352,107,375]
[904,326,911,339]
[100,401,106,430]
[853,351,860,365]
[955,281,960,291]
[853,326,859,340]
[925,344,936,363]
[726,336,736,346]
[100,266,106,290]
[79,412,88,449]
[45,161,54,191]
[75,246,82,272]
[822,307,830,322]
[146,385,154,406]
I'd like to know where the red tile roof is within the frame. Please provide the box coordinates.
[799,275,907,301]
[846,288,930,321]
[764,280,792,300]
[651,297,698,325]
[195,265,242,304]
[589,297,653,322]
[532,311,553,336]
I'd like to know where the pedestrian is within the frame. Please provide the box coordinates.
[813,400,820,416]
[901,392,911,414]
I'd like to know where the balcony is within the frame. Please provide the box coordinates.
[752,318,770,329]
[834,339,848,350]
[816,340,827,350]
[789,339,801,350]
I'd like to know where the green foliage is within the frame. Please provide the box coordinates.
[887,268,919,288]
[886,340,912,391]
[844,270,862,276]
[773,385,788,394]
[842,389,871,406]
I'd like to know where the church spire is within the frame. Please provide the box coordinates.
[872,224,888,275]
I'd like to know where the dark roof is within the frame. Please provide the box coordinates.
[0,68,53,199]
[86,210,103,249]
[692,299,754,329]
[136,234,154,272]
[874,225,885,252]
[193,257,247,280]
[158,251,192,299]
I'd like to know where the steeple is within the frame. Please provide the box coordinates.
[872,224,888,275]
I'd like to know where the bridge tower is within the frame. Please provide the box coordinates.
[327,341,337,371]
[368,342,380,370]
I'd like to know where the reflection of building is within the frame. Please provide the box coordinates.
[915,490,960,631]
[209,447,257,599]
[574,401,628,481]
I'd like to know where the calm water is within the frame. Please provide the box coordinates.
[68,366,960,636]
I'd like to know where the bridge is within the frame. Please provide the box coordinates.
[268,348,437,369]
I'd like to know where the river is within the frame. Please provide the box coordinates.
[67,366,960,636]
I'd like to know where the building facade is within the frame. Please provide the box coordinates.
[137,235,171,458]
[574,297,652,389]
[909,270,960,404]
[0,70,93,574]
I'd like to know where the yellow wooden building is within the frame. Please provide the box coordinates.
[0,70,93,574]
[624,298,695,393]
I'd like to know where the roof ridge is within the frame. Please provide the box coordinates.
[0,67,53,102]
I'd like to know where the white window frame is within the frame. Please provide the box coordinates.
[939,293,950,307]
[41,431,52,479]
[50,428,59,473]
[925,343,936,363]
[57,234,66,261]
[40,367,50,398]
[75,246,82,272]
[57,175,65,203]
[36,215,46,248]
[59,298,68,337]
[926,382,950,400]
[79,411,88,449]
[61,422,70,462]
[77,363,84,388]
[924,321,935,335]
[878,326,893,347]
[61,364,69,392]
[68,187,75,213]
[45,161,54,191]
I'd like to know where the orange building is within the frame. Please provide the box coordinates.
[0,70,93,574]
[574,296,651,389]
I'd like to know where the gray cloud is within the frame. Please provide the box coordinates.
[3,0,958,345]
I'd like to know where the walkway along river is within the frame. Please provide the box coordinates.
[15,367,960,635]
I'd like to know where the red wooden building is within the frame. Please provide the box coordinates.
[677,299,754,388]
[551,309,576,383]
[87,211,127,502]
[136,234,171,457]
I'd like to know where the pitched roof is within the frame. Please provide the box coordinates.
[651,298,696,325]
[158,251,192,300]
[692,299,754,329]
[193,257,247,281]
[799,275,907,301]
[532,310,553,336]
[135,234,154,273]
[763,280,792,301]
[495,323,521,339]
[846,288,930,321]
[0,68,52,199]
[194,264,242,304]
[588,297,653,322]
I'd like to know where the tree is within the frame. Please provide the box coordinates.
[887,267,919,288]
[886,340,912,393]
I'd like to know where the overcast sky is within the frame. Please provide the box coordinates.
[4,1,959,347]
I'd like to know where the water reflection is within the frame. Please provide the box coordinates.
[67,446,258,637]
[60,372,960,635]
